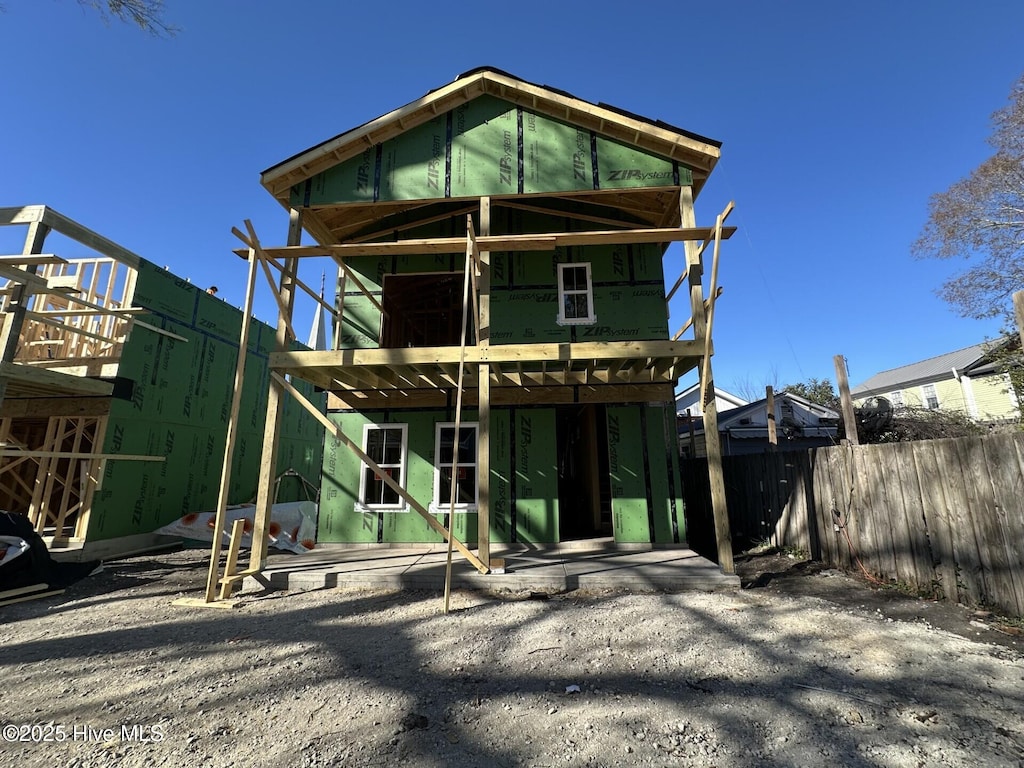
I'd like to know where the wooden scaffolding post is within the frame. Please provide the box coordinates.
[766,386,777,448]
[251,210,302,575]
[681,187,733,574]
[203,242,259,603]
[476,197,491,568]
[443,219,477,613]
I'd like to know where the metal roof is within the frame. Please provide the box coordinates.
[851,341,997,396]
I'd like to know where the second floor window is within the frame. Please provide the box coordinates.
[557,262,596,325]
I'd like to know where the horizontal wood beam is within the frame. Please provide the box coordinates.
[0,450,163,461]
[0,254,68,266]
[0,362,113,396]
[255,226,735,260]
[0,396,111,418]
[328,383,677,410]
[270,339,704,369]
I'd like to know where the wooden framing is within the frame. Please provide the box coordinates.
[204,241,260,603]
[0,206,167,552]
[0,415,108,542]
[225,72,739,594]
[225,192,737,587]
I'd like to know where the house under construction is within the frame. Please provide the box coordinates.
[0,206,323,562]
[239,67,734,576]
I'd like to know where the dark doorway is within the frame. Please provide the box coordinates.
[380,273,469,348]
[557,404,612,541]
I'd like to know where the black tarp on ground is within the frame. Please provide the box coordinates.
[0,512,97,591]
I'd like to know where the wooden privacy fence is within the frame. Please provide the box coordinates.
[681,432,1024,617]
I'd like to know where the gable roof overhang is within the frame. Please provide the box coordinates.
[260,68,722,245]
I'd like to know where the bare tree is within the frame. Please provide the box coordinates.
[728,366,781,402]
[912,72,1024,324]
[0,1,178,36]
[78,0,177,36]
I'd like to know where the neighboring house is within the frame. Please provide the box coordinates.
[257,67,730,556]
[674,383,747,419]
[0,206,323,561]
[680,392,839,458]
[851,339,1020,423]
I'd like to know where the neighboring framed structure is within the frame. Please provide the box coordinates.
[0,206,324,561]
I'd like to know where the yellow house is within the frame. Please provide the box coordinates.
[851,339,1020,423]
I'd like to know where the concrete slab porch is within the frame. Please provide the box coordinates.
[244,542,740,594]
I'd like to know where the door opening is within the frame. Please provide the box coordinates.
[556,404,612,541]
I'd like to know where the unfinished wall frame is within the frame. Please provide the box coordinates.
[1,206,324,562]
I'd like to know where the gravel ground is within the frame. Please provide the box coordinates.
[1,547,1023,768]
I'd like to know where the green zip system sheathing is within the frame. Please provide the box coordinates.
[319,404,684,546]
[606,404,684,544]
[86,259,324,541]
[337,208,670,350]
[291,95,692,206]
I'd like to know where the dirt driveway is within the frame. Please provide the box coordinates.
[1,547,1022,767]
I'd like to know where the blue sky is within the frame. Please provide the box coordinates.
[2,1,1022,396]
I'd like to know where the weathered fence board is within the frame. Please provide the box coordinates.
[983,434,1024,615]
[895,443,931,588]
[912,440,959,602]
[681,431,1024,617]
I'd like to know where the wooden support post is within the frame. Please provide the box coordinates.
[702,364,734,574]
[444,219,477,614]
[253,247,300,343]
[766,386,777,448]
[699,210,725,405]
[834,354,859,445]
[27,417,59,534]
[71,415,108,541]
[666,201,734,304]
[477,197,491,569]
[204,243,259,603]
[219,518,247,600]
[250,211,302,576]
[333,267,347,350]
[681,187,733,574]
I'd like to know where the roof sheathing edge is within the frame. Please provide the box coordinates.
[261,69,721,203]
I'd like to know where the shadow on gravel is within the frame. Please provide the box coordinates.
[4,548,1024,768]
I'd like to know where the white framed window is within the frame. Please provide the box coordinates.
[430,422,479,513]
[921,383,939,410]
[556,262,596,325]
[356,423,408,511]
[889,390,904,409]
